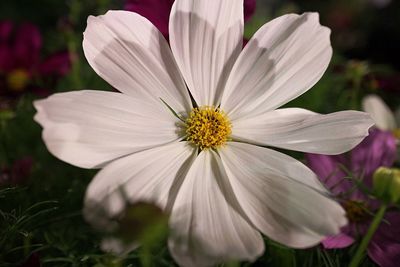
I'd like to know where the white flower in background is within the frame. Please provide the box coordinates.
[34,0,374,266]
[369,0,391,8]
[362,94,400,139]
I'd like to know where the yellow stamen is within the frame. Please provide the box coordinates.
[6,69,30,92]
[185,106,231,150]
[392,128,400,139]
[343,200,369,223]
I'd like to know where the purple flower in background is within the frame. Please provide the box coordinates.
[0,21,70,99]
[376,73,400,93]
[124,0,256,39]
[0,156,34,186]
[306,128,400,267]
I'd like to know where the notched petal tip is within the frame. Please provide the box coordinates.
[84,15,98,32]
[32,98,42,112]
[32,98,49,125]
[303,12,332,43]
[301,12,332,41]
[325,111,376,155]
[221,11,333,116]
[364,113,377,130]
[304,12,320,22]
[302,12,328,29]
[353,110,376,132]
[84,11,120,37]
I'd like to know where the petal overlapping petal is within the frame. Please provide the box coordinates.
[231,108,374,155]
[84,142,196,229]
[34,90,181,169]
[83,10,191,114]
[322,233,355,249]
[169,0,244,106]
[306,153,352,195]
[169,149,264,267]
[219,142,347,248]
[350,128,397,182]
[220,13,332,120]
[362,94,397,130]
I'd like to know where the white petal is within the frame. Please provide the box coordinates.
[221,13,332,120]
[34,90,181,169]
[83,10,191,114]
[169,0,244,106]
[219,142,347,248]
[362,94,396,130]
[169,150,264,267]
[101,238,139,255]
[84,142,197,229]
[232,108,374,155]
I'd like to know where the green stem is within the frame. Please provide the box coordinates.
[0,125,10,164]
[349,204,387,267]
[351,77,361,110]
[66,30,83,89]
[23,233,32,257]
[110,258,122,267]
[139,246,151,267]
[226,261,240,267]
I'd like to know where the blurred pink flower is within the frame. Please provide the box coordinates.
[306,129,400,267]
[0,21,70,98]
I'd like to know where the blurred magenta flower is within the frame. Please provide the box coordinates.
[0,156,34,186]
[306,129,399,267]
[19,253,40,267]
[0,21,70,98]
[124,0,256,39]
[376,73,400,93]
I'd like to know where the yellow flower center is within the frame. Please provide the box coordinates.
[6,69,30,92]
[185,106,231,150]
[392,128,400,139]
[343,200,369,223]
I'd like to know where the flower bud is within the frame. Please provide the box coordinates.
[115,201,169,246]
[373,167,400,204]
[100,201,169,255]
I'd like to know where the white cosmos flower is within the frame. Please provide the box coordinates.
[34,0,374,266]
[362,94,400,138]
